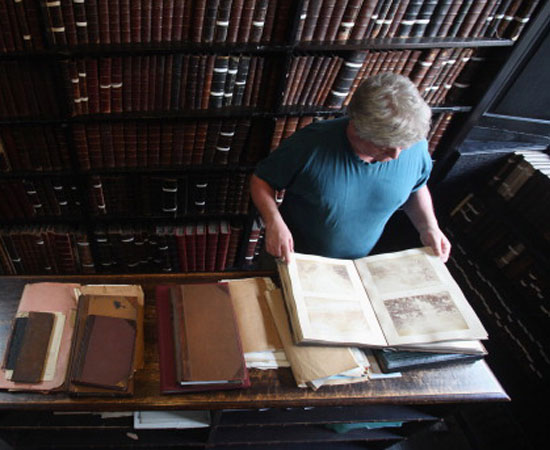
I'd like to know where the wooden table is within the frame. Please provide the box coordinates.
[0,273,509,449]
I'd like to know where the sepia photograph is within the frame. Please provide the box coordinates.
[296,260,356,297]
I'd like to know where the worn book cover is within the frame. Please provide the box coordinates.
[278,247,488,350]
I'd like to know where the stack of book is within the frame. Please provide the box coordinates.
[63,55,278,116]
[277,247,489,373]
[0,283,144,395]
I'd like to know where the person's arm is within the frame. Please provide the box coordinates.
[402,185,451,262]
[249,174,294,263]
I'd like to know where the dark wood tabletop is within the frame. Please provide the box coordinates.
[0,273,509,411]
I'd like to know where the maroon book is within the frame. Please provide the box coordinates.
[99,57,112,114]
[162,0,175,42]
[111,58,123,113]
[120,0,131,43]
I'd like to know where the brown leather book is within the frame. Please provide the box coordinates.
[316,56,343,105]
[369,0,395,39]
[261,0,278,42]
[434,48,474,105]
[457,0,488,37]
[107,0,120,44]
[160,122,173,167]
[20,0,46,50]
[271,0,292,42]
[139,56,150,111]
[72,314,136,391]
[162,0,175,42]
[111,58,123,113]
[10,311,54,383]
[141,0,152,42]
[122,57,132,112]
[44,0,67,45]
[436,0,464,37]
[282,56,300,105]
[313,0,338,42]
[336,0,362,41]
[234,55,252,106]
[291,56,315,105]
[151,0,163,42]
[58,0,77,46]
[249,57,264,107]
[172,0,185,40]
[191,0,207,43]
[324,0,349,42]
[195,222,206,270]
[205,221,219,271]
[423,47,458,104]
[293,0,310,41]
[237,0,256,43]
[286,55,308,105]
[409,48,440,87]
[417,48,448,100]
[100,123,115,168]
[428,112,453,154]
[301,0,323,42]
[170,283,248,386]
[192,121,209,165]
[147,55,158,112]
[154,55,166,111]
[111,123,125,167]
[182,121,196,166]
[98,57,112,114]
[249,0,269,43]
[147,122,161,167]
[202,0,220,43]
[215,220,231,270]
[119,0,131,43]
[181,0,194,40]
[96,0,110,44]
[299,56,325,106]
[349,0,378,41]
[504,0,540,40]
[228,119,250,164]
[202,119,221,165]
[270,117,286,151]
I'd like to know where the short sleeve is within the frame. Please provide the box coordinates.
[411,140,432,192]
[254,127,316,190]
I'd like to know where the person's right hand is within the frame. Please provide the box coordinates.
[265,217,294,264]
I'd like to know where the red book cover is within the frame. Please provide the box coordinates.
[195,222,206,272]
[185,223,196,272]
[97,0,110,44]
[216,220,231,270]
[205,220,219,271]
[130,0,142,42]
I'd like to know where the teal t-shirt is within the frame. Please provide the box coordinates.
[254,117,432,259]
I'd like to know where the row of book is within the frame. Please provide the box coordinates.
[0,0,540,53]
[63,54,278,116]
[88,173,251,217]
[0,61,59,119]
[0,283,144,396]
[284,47,475,108]
[0,172,251,220]
[1,110,458,173]
[72,119,268,170]
[0,219,249,275]
[0,226,94,275]
[295,0,541,42]
[448,240,548,383]
[269,111,456,154]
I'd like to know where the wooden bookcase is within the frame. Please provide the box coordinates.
[0,1,545,279]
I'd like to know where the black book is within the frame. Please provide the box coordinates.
[410,0,439,38]
[424,0,454,37]
[374,348,484,373]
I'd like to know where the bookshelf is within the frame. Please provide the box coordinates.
[0,0,546,276]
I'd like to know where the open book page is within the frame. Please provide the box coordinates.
[279,253,387,346]
[354,247,488,347]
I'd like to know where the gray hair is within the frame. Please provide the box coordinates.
[347,72,431,148]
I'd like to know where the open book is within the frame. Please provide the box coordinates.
[278,247,487,351]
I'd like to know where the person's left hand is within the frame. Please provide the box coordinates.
[419,226,451,263]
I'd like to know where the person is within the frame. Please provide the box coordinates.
[250,72,451,264]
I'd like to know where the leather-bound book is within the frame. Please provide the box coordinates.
[161,178,178,217]
[21,0,46,50]
[261,0,278,42]
[185,55,199,110]
[493,0,519,38]
[315,56,343,105]
[300,0,323,42]
[417,48,447,100]
[84,59,99,114]
[159,122,173,167]
[396,0,423,38]
[124,122,138,168]
[201,120,219,165]
[98,57,112,114]
[237,0,256,42]
[201,55,216,110]
[313,0,338,42]
[447,0,474,37]
[170,283,248,387]
[45,0,67,45]
[162,0,175,42]
[221,56,239,107]
[423,47,458,104]
[428,112,453,154]
[108,0,121,44]
[385,0,411,38]
[84,0,99,44]
[86,123,102,168]
[243,217,262,266]
[111,58,123,113]
[303,56,330,106]
[155,55,166,111]
[151,0,163,42]
[213,119,236,165]
[336,0,361,41]
[141,0,152,42]
[434,48,474,105]
[89,175,105,215]
[214,0,233,42]
[401,49,421,78]
[192,121,208,165]
[215,220,231,270]
[172,0,184,40]
[378,0,403,38]
[119,0,131,43]
[182,121,196,166]
[409,48,440,87]
[177,55,190,109]
[349,1,378,41]
[138,56,149,111]
[122,57,132,112]
[286,55,308,105]
[75,60,89,115]
[10,311,54,383]
[0,2,16,52]
[191,0,207,43]
[181,0,194,41]
[100,123,115,168]
[282,56,299,105]
[325,51,367,108]
[73,124,90,170]
[369,0,394,40]
[10,0,32,50]
[271,0,292,42]
[270,117,286,151]
[111,123,125,167]
[297,56,322,106]
[282,116,299,139]
[184,223,197,272]
[410,0,439,38]
[170,54,183,110]
[174,226,188,272]
[436,0,465,37]
[147,122,161,167]
[205,221,219,271]
[203,0,220,43]
[146,55,157,112]
[136,122,148,167]
[225,220,242,268]
[293,0,310,41]
[249,0,269,43]
[505,0,541,41]
[424,0,453,37]
[97,0,110,44]
[233,55,251,106]
[227,119,250,164]
[249,57,265,107]
[324,0,349,42]
[195,222,206,271]
[457,0,487,37]
[226,0,244,43]
[469,1,501,38]
[192,177,208,214]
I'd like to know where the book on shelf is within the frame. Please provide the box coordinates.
[278,247,488,350]
[156,282,250,394]
[0,283,144,396]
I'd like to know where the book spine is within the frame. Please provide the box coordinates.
[312,0,338,42]
[325,51,367,108]
[349,0,378,41]
[410,0,439,38]
[436,0,465,37]
[192,0,207,43]
[249,0,269,43]
[301,0,323,42]
[396,0,424,38]
[214,0,232,42]
[162,0,175,42]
